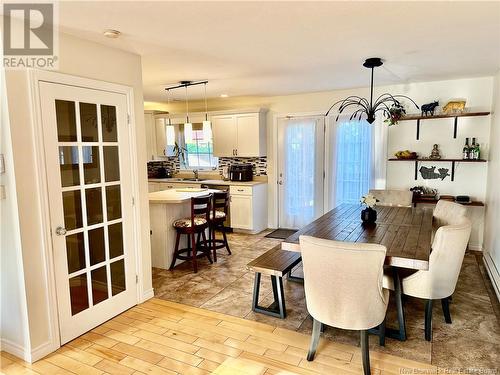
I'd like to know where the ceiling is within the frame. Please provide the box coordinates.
[57,1,500,102]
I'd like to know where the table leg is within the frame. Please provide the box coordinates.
[386,268,407,341]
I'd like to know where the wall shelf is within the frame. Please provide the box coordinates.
[412,197,484,207]
[388,158,487,181]
[398,111,490,140]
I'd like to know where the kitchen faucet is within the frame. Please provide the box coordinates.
[193,169,199,180]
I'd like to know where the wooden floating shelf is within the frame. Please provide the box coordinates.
[388,158,487,162]
[396,111,491,140]
[388,158,487,181]
[412,198,484,207]
[399,111,490,121]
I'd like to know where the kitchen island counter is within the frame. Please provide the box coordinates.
[149,188,219,269]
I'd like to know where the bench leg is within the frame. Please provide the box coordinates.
[252,273,286,319]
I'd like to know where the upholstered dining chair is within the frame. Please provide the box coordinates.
[369,189,413,207]
[299,236,389,375]
[398,217,472,341]
[433,199,468,228]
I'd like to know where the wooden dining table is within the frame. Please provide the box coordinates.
[281,203,435,341]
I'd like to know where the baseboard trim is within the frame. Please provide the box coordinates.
[468,244,483,251]
[1,338,30,362]
[30,339,59,363]
[483,252,500,302]
[141,288,154,302]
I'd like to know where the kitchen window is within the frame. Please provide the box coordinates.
[181,124,218,169]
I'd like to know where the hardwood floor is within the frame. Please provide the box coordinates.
[1,298,436,375]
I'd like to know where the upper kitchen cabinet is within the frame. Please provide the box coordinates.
[144,111,156,160]
[212,110,267,157]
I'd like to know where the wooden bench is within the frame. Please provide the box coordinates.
[246,246,302,319]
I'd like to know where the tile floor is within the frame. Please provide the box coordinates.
[153,230,500,371]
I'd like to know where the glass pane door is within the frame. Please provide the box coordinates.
[40,82,136,344]
[278,117,325,229]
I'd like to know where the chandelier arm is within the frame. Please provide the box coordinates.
[373,93,399,108]
[338,102,367,115]
[391,95,420,109]
[326,96,369,116]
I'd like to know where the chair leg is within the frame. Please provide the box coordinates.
[222,229,231,255]
[307,318,322,361]
[169,232,181,270]
[211,228,217,262]
[360,330,371,375]
[191,233,198,273]
[201,230,213,264]
[441,298,452,324]
[425,299,433,341]
[379,318,386,347]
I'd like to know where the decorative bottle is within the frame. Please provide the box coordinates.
[470,138,477,160]
[474,140,480,160]
[463,138,470,160]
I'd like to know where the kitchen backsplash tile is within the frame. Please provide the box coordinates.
[148,156,267,177]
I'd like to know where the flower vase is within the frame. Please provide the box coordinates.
[361,207,377,224]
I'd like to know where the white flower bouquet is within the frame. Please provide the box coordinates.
[360,194,379,208]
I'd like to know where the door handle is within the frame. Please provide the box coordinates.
[55,226,67,236]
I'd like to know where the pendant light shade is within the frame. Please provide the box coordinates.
[202,120,212,140]
[183,85,193,143]
[202,83,212,140]
[166,125,175,146]
[184,122,193,143]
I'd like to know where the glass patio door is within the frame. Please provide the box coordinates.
[278,116,325,229]
[39,82,136,344]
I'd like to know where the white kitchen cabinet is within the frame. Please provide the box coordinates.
[144,112,156,161]
[212,111,266,157]
[148,182,160,192]
[230,183,267,233]
[149,181,202,192]
[155,118,167,158]
[211,115,237,157]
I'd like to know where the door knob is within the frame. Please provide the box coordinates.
[55,226,67,236]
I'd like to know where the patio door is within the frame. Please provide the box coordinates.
[39,81,137,344]
[277,116,325,229]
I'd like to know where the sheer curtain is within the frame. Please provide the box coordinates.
[334,118,373,206]
[279,117,324,229]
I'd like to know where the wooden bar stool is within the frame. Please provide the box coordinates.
[170,195,213,273]
[209,191,231,262]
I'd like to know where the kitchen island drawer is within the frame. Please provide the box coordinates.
[230,185,253,195]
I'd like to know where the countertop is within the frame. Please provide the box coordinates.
[149,188,221,204]
[148,178,267,186]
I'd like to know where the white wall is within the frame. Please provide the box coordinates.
[484,70,500,299]
[0,64,31,360]
[3,31,152,361]
[146,77,493,245]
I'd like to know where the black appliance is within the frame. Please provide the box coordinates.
[229,164,253,182]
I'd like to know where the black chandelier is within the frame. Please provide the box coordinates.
[325,57,419,124]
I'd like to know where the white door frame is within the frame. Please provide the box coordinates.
[272,111,328,229]
[28,70,144,358]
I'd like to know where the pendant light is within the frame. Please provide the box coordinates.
[202,82,212,140]
[183,85,193,143]
[165,89,175,146]
[325,58,419,123]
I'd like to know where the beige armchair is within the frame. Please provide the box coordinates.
[369,189,413,207]
[299,236,389,375]
[402,217,472,341]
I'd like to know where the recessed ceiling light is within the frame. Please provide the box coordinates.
[220,94,229,98]
[103,29,121,38]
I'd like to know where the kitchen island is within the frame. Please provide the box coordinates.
[149,188,220,269]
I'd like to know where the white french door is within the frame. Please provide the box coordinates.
[39,82,137,344]
[277,116,325,229]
